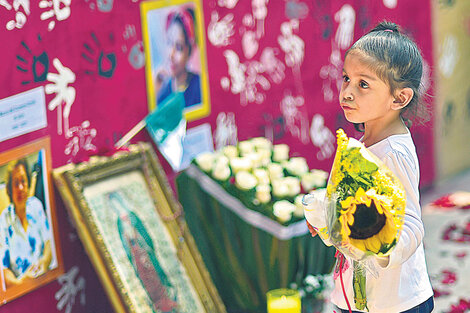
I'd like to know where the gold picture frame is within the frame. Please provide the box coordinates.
[0,137,64,304]
[52,143,225,313]
[141,0,211,121]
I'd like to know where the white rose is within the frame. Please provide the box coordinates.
[251,137,272,150]
[256,148,272,166]
[230,157,252,174]
[271,178,290,198]
[222,145,239,159]
[212,162,231,181]
[273,144,289,162]
[285,157,309,177]
[301,173,315,192]
[293,194,305,217]
[238,140,255,156]
[214,154,229,167]
[273,200,296,223]
[311,169,329,185]
[267,163,284,180]
[301,169,329,191]
[253,168,270,185]
[245,152,264,169]
[284,176,301,197]
[256,184,271,204]
[195,152,215,172]
[235,171,258,190]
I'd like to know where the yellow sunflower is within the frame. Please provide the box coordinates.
[339,187,399,255]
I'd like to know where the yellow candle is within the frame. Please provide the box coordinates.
[267,289,301,313]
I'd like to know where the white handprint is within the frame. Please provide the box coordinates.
[260,47,285,84]
[46,58,76,136]
[383,0,398,9]
[215,112,238,149]
[39,0,71,31]
[438,34,459,78]
[4,0,30,30]
[6,11,27,30]
[252,0,268,20]
[208,11,234,47]
[280,92,309,143]
[0,0,12,10]
[334,4,355,50]
[320,48,343,102]
[310,114,335,160]
[217,0,239,9]
[12,0,30,13]
[223,50,246,94]
[252,0,268,37]
[278,20,304,68]
[55,266,85,313]
[245,61,270,104]
[278,19,304,94]
[242,30,259,59]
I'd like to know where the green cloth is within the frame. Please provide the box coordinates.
[176,168,336,313]
[145,91,184,145]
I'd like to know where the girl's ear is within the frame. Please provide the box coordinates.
[392,88,414,110]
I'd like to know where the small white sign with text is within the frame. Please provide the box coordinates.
[0,86,48,142]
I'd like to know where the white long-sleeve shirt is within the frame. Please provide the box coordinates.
[331,130,433,313]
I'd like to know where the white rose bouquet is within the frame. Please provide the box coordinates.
[194,137,329,225]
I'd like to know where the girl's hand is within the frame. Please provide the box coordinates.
[306,220,318,237]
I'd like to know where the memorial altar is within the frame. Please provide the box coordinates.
[176,165,336,312]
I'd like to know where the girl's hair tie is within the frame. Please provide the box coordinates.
[166,8,195,46]
[384,29,393,33]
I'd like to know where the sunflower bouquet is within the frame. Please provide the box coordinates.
[326,128,406,258]
[305,129,406,311]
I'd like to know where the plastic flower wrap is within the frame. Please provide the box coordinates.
[304,129,406,311]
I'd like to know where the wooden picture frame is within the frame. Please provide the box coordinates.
[52,143,225,313]
[0,137,64,304]
[141,0,211,121]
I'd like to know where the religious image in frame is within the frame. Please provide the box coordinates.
[52,143,226,313]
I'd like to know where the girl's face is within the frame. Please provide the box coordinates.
[339,52,396,125]
[11,164,29,210]
[166,22,190,78]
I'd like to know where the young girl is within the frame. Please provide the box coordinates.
[309,21,434,312]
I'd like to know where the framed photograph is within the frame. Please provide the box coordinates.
[0,137,64,304]
[52,143,226,313]
[141,0,211,121]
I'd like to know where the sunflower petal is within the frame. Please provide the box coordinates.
[365,236,381,254]
[356,187,366,197]
[375,201,384,214]
[350,238,367,252]
[347,213,355,225]
[341,196,355,209]
[340,215,351,237]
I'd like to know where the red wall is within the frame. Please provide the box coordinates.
[0,0,434,312]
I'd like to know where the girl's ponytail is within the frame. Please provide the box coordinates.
[369,21,400,34]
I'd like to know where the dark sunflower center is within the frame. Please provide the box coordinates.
[349,201,386,239]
